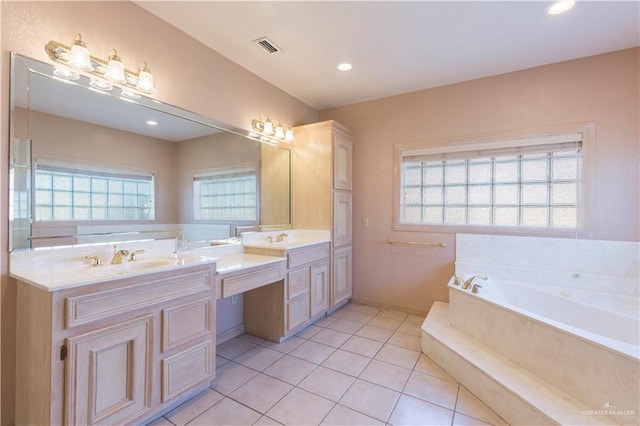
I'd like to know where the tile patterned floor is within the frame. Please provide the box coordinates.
[147,303,508,426]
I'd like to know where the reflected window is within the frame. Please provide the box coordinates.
[193,167,257,222]
[398,133,583,230]
[35,161,155,221]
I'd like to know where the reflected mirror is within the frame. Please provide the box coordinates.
[9,54,291,251]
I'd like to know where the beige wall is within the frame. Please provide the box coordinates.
[320,48,640,313]
[0,2,317,423]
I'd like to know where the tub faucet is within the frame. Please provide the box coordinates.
[276,233,288,242]
[111,249,130,264]
[462,275,487,290]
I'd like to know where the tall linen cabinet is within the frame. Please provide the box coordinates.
[292,120,353,309]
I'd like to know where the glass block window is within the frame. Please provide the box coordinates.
[400,133,582,229]
[35,162,155,221]
[193,167,257,222]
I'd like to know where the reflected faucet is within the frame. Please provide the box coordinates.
[462,275,487,290]
[111,249,130,264]
[275,233,288,243]
[129,250,145,262]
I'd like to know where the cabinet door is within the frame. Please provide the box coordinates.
[333,131,353,190]
[333,191,352,247]
[310,261,330,316]
[287,295,310,331]
[65,315,152,426]
[332,246,353,307]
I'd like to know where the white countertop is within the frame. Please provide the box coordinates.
[10,230,330,292]
[215,253,286,276]
[10,253,217,292]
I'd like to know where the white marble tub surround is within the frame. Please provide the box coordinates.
[423,233,640,426]
[9,238,218,291]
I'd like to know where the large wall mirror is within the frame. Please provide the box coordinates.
[9,54,291,251]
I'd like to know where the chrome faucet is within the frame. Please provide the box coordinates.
[111,249,130,264]
[275,233,288,242]
[129,250,145,261]
[462,275,487,290]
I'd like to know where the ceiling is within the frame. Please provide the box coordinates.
[137,1,639,110]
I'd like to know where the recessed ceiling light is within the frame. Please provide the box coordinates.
[337,63,352,72]
[546,0,575,15]
[146,120,158,126]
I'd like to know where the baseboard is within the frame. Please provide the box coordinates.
[216,324,245,345]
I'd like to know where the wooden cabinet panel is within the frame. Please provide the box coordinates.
[66,270,211,328]
[287,295,310,331]
[161,340,213,402]
[310,262,330,316]
[65,315,152,426]
[333,191,352,247]
[162,297,212,352]
[333,131,353,190]
[288,268,309,300]
[332,247,353,307]
[222,262,285,297]
[287,244,330,268]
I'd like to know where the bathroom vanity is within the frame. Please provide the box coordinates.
[12,249,218,426]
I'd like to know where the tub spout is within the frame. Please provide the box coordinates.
[462,275,487,290]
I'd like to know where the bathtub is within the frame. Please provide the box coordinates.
[449,277,639,425]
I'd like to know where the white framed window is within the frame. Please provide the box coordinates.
[394,126,594,236]
[193,166,258,222]
[35,161,155,221]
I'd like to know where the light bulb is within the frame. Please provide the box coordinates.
[274,124,285,139]
[285,128,294,142]
[105,49,126,83]
[68,33,93,71]
[263,119,274,135]
[546,0,575,15]
[136,61,155,94]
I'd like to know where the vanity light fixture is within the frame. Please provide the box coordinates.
[67,33,93,71]
[546,0,575,15]
[45,33,157,95]
[104,50,126,83]
[251,117,295,144]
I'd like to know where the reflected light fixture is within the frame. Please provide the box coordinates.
[337,63,353,71]
[251,117,294,144]
[546,0,575,15]
[45,33,157,95]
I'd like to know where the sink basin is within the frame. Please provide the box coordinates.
[78,256,195,276]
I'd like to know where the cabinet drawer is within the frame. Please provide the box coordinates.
[162,297,212,352]
[287,244,330,269]
[65,269,212,329]
[288,268,309,300]
[161,340,213,402]
[222,263,285,298]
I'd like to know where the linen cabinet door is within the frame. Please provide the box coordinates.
[64,315,153,426]
[310,261,330,316]
[333,131,353,190]
[333,191,352,247]
[332,246,352,306]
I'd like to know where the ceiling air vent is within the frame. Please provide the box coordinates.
[253,37,281,54]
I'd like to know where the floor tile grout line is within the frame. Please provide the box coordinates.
[184,304,503,426]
